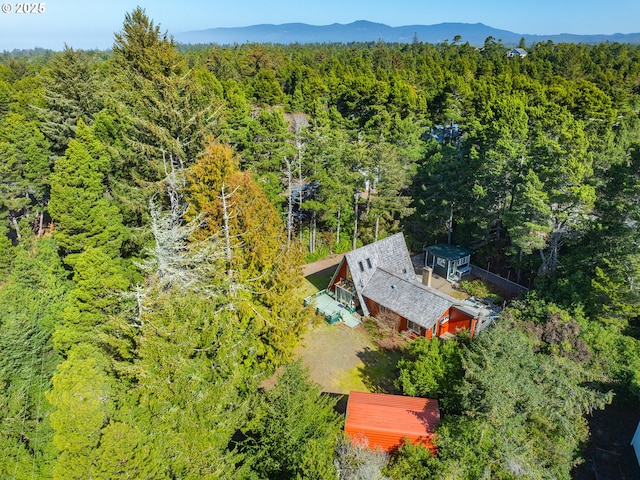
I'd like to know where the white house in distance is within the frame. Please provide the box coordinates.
[506,47,528,58]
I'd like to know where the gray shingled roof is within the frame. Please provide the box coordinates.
[343,233,415,316]
[362,268,456,330]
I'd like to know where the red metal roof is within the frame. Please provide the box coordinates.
[345,391,440,453]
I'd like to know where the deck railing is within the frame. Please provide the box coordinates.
[303,288,328,306]
[304,289,342,324]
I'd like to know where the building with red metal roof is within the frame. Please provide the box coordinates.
[344,391,440,453]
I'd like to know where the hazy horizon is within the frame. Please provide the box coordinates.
[2,0,639,51]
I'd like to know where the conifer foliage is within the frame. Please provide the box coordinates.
[246,361,342,479]
[40,46,104,157]
[186,140,307,364]
[48,120,127,261]
[2,8,640,478]
[0,239,69,479]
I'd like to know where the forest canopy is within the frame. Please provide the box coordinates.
[1,7,640,479]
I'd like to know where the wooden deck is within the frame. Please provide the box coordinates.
[306,290,362,328]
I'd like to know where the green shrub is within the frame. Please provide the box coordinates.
[459,279,503,304]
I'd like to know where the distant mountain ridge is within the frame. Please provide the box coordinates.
[176,20,640,46]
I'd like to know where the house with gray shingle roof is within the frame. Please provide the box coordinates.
[328,233,481,339]
[506,47,528,58]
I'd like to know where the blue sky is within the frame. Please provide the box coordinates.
[2,0,638,51]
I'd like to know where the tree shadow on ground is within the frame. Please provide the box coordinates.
[356,346,404,394]
[573,404,640,480]
[322,392,349,415]
[305,269,333,291]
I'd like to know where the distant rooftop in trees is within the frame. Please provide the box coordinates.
[506,47,528,58]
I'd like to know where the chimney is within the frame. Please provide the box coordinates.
[422,267,433,288]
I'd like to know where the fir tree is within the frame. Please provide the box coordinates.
[0,239,69,479]
[0,112,51,239]
[40,46,104,157]
[48,120,127,261]
[247,361,342,479]
[186,141,308,364]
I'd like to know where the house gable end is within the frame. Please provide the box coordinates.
[343,233,414,317]
[328,257,348,291]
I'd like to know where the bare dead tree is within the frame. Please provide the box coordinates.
[284,156,294,247]
[162,150,185,228]
[375,310,401,332]
[219,183,241,280]
[334,436,390,480]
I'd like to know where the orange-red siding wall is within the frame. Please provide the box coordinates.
[440,307,476,337]
[364,298,477,339]
[426,311,451,339]
[366,299,427,337]
[365,297,380,317]
[330,261,348,291]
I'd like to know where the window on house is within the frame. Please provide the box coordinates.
[436,257,446,268]
[431,324,437,336]
[440,315,450,325]
[366,258,372,269]
[358,261,364,272]
[407,320,420,334]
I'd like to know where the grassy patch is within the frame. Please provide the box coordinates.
[336,347,404,394]
[459,279,503,304]
[304,272,332,293]
[358,319,407,393]
[337,367,369,393]
[356,346,404,394]
[448,288,470,300]
[293,316,407,395]
[363,318,384,340]
[301,279,319,298]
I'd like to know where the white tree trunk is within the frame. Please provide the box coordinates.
[11,215,21,240]
[352,196,359,251]
[285,157,293,247]
[220,184,233,267]
[309,213,317,254]
[336,206,341,246]
[447,204,453,245]
[516,248,523,284]
[37,210,44,237]
[374,215,380,243]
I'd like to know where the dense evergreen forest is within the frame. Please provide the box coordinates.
[1,7,640,479]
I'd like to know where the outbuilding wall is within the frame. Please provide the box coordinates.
[439,307,477,337]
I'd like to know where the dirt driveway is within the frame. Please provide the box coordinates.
[298,254,408,395]
[302,253,344,277]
